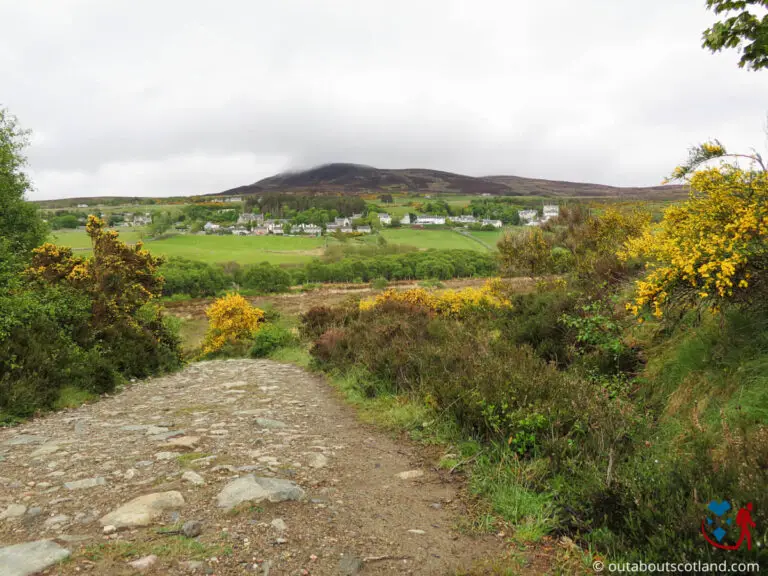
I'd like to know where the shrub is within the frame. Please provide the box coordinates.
[249,323,296,358]
[159,257,229,298]
[241,262,292,293]
[201,293,264,356]
[623,166,768,319]
[371,276,389,290]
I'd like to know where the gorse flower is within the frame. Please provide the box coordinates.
[359,278,511,318]
[202,293,265,355]
[622,166,767,318]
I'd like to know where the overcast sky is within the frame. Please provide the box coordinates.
[2,0,767,200]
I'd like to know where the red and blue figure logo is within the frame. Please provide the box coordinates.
[702,500,756,551]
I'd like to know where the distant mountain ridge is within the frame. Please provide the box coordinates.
[213,163,686,200]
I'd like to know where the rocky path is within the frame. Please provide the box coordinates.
[0,360,505,575]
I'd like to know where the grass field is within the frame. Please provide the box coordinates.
[52,228,147,249]
[49,226,501,265]
[145,235,325,265]
[380,229,489,251]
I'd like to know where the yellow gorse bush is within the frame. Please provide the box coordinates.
[202,293,265,355]
[622,167,768,318]
[359,278,511,318]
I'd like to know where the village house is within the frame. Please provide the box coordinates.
[77,203,89,208]
[518,209,539,225]
[378,213,392,225]
[452,215,477,225]
[356,225,372,234]
[296,223,322,236]
[133,213,153,226]
[481,219,503,228]
[203,222,220,232]
[415,215,446,225]
[400,213,411,225]
[237,213,264,225]
[542,204,560,221]
[340,226,354,234]
[326,223,342,232]
[334,217,351,227]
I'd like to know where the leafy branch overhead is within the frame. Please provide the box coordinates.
[703,0,768,70]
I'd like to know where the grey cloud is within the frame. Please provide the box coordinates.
[2,0,767,199]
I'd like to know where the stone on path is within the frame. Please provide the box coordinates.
[307,453,328,469]
[100,491,185,529]
[154,451,179,460]
[182,470,205,485]
[64,476,106,490]
[270,518,288,533]
[128,554,157,570]
[395,469,424,480]
[182,520,203,538]
[0,540,70,576]
[338,555,363,576]
[30,443,60,458]
[3,434,46,446]
[0,504,27,520]
[216,475,304,509]
[255,418,287,429]
[166,435,200,449]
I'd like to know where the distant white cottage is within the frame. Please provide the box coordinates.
[378,213,392,225]
[400,213,411,225]
[203,222,220,232]
[415,215,446,225]
[542,204,560,221]
[518,209,539,225]
[452,215,477,225]
[481,219,503,228]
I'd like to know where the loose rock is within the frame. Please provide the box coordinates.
[64,476,106,490]
[255,418,287,429]
[0,540,70,576]
[216,475,304,509]
[307,453,328,469]
[128,554,158,570]
[395,469,424,480]
[183,519,203,538]
[0,504,27,520]
[182,470,206,485]
[100,491,185,528]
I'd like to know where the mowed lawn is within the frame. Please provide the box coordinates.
[380,229,490,251]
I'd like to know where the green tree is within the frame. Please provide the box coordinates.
[703,0,768,70]
[0,108,47,256]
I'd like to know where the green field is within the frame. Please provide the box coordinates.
[49,226,502,265]
[51,229,325,265]
[145,235,324,265]
[52,228,147,249]
[380,228,489,251]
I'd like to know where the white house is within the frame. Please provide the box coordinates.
[203,222,220,232]
[270,227,284,235]
[340,226,354,233]
[334,217,351,227]
[225,196,242,203]
[378,213,392,225]
[415,215,446,225]
[238,213,263,225]
[133,213,153,226]
[356,226,372,234]
[452,215,477,225]
[77,203,89,208]
[481,219,503,228]
[400,213,411,225]
[297,223,322,235]
[542,205,560,221]
[518,209,539,224]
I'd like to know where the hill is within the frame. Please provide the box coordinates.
[213,163,686,199]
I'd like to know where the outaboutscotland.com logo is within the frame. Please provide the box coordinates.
[702,500,756,551]
[592,500,760,573]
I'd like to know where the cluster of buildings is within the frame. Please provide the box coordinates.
[204,213,373,236]
[519,205,560,226]
[117,212,153,227]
